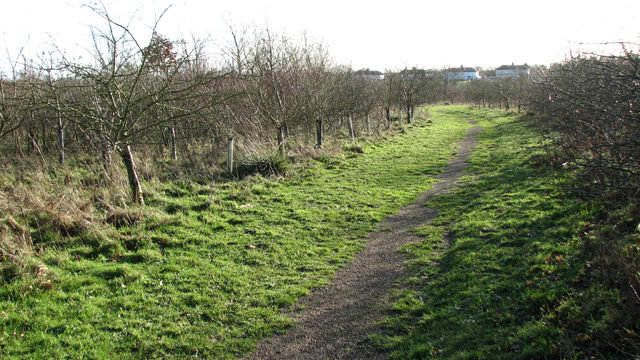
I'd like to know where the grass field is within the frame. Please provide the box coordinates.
[3,106,636,359]
[0,107,473,358]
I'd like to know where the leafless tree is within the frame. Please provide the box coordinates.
[55,2,229,204]
[530,43,640,202]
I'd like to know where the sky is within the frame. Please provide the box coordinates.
[2,0,640,73]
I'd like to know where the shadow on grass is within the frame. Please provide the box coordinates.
[378,108,598,359]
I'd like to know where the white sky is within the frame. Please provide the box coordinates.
[2,0,640,72]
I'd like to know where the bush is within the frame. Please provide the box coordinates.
[531,48,640,204]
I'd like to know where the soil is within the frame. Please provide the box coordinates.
[244,119,483,359]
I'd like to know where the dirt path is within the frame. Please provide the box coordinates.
[244,119,483,360]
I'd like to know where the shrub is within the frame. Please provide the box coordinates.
[531,49,640,204]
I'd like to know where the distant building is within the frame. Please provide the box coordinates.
[445,65,479,81]
[496,63,530,78]
[354,68,384,80]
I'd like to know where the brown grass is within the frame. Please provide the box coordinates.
[0,155,133,284]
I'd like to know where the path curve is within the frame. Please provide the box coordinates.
[244,119,483,360]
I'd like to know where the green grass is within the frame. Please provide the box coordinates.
[0,109,473,358]
[373,107,637,359]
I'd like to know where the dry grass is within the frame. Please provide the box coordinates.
[0,155,133,284]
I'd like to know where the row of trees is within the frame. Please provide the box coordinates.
[10,4,636,210]
[18,3,625,208]
[0,4,449,205]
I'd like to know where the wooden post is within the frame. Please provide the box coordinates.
[348,113,355,141]
[366,113,371,136]
[227,136,234,176]
[316,119,323,148]
[170,127,177,160]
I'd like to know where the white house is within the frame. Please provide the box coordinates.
[496,63,530,78]
[445,66,479,81]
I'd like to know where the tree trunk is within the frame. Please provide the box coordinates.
[398,108,403,127]
[120,145,144,206]
[277,126,285,155]
[316,119,323,148]
[57,123,64,164]
[385,107,391,129]
[348,113,355,141]
[170,127,177,160]
[227,136,234,176]
[407,104,412,124]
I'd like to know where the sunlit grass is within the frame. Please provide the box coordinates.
[0,108,472,358]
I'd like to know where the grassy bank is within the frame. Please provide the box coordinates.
[0,109,472,358]
[375,107,639,359]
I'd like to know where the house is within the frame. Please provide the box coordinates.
[495,63,530,78]
[444,65,479,81]
[354,68,384,80]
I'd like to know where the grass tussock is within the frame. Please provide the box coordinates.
[234,151,289,179]
[342,142,365,154]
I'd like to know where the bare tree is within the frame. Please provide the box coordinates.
[241,27,308,154]
[396,67,436,123]
[531,45,640,202]
[56,2,228,204]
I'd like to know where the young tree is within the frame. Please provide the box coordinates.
[396,67,435,123]
[329,67,369,140]
[242,27,308,154]
[56,2,228,204]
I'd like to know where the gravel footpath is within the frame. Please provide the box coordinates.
[244,120,483,360]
